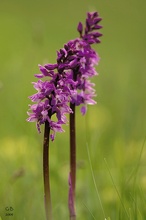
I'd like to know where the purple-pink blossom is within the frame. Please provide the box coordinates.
[56,39,99,114]
[27,65,72,141]
[56,11,102,114]
[27,11,102,139]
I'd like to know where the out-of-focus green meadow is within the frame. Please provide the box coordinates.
[0,0,146,219]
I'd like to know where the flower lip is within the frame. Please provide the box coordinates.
[44,63,58,70]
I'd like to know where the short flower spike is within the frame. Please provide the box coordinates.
[27,64,72,140]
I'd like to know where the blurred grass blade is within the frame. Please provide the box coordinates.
[104,158,129,219]
[86,142,106,219]
[126,137,146,184]
[83,202,96,220]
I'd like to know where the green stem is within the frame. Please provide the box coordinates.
[43,121,52,220]
[69,102,76,219]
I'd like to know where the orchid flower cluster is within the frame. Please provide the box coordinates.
[27,12,102,140]
[27,11,102,220]
[27,64,72,141]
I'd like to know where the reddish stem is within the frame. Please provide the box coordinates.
[43,121,52,220]
[69,102,76,219]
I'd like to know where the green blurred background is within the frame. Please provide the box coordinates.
[0,0,146,219]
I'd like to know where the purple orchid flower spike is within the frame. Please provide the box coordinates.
[53,12,102,117]
[27,11,102,220]
[27,62,73,220]
[66,11,102,219]
[27,63,72,141]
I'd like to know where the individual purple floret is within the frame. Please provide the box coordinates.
[27,65,72,141]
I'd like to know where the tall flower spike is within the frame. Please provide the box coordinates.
[56,12,102,115]
[56,13,102,220]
